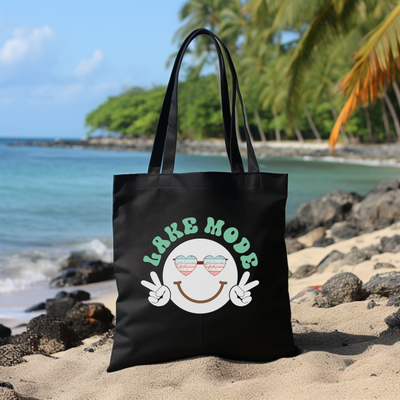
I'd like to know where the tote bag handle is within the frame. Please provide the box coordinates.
[165,29,259,174]
[162,29,239,173]
[148,28,235,173]
[148,28,259,174]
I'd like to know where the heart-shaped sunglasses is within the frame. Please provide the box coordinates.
[174,255,227,276]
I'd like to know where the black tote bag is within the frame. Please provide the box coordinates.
[108,29,298,372]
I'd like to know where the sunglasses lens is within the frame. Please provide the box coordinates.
[204,255,226,276]
[174,255,197,276]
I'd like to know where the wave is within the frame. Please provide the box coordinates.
[0,238,112,293]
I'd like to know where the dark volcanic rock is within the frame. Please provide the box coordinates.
[9,315,81,354]
[354,190,400,232]
[0,324,11,338]
[69,290,90,301]
[321,272,364,307]
[1,316,81,366]
[386,295,400,307]
[286,182,400,240]
[65,303,114,340]
[0,345,29,367]
[86,327,116,352]
[60,252,89,270]
[46,297,77,320]
[367,300,378,309]
[50,260,114,287]
[330,221,360,239]
[380,235,400,253]
[363,271,400,297]
[24,302,46,312]
[299,199,342,230]
[374,262,396,270]
[285,218,306,239]
[342,247,371,266]
[366,179,400,195]
[0,382,14,390]
[22,314,80,354]
[55,290,91,301]
[359,245,380,259]
[312,237,334,247]
[285,238,305,254]
[286,190,362,238]
[384,309,400,329]
[292,264,317,279]
[317,250,345,273]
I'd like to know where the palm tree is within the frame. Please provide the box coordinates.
[259,54,291,141]
[330,4,400,148]
[255,0,396,132]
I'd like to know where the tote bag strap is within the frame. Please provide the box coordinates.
[163,29,239,174]
[166,30,259,174]
[148,28,259,174]
[148,28,235,174]
[165,29,259,174]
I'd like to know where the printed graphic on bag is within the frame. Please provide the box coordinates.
[141,218,260,315]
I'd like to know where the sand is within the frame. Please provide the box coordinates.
[1,224,400,400]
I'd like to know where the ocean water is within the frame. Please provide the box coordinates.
[1,137,400,294]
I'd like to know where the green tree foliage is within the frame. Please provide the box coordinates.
[86,0,400,144]
[85,75,224,139]
[85,87,165,136]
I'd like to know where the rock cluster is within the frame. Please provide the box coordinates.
[0,289,114,367]
[50,260,115,287]
[286,179,400,249]
[293,270,400,316]
[0,315,80,367]
[291,233,400,278]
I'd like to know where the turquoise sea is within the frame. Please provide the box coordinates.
[1,137,400,294]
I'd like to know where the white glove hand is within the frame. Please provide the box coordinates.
[230,271,259,307]
[141,271,171,307]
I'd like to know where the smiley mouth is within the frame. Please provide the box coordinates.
[173,281,227,304]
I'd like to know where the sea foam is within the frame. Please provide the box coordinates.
[0,238,113,293]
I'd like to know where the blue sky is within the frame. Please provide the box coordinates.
[0,0,189,138]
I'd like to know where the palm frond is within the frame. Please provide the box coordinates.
[283,0,362,124]
[330,4,400,150]
[271,0,326,32]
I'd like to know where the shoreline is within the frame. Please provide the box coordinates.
[6,137,400,166]
[1,178,400,398]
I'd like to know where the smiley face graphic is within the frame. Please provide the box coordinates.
[141,238,259,314]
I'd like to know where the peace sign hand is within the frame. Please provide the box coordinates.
[229,271,259,307]
[141,271,171,307]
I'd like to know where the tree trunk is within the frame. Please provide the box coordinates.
[363,106,374,142]
[241,103,255,142]
[253,109,267,141]
[391,79,400,108]
[294,125,304,142]
[273,112,281,141]
[383,90,400,142]
[330,104,348,144]
[380,97,392,142]
[303,106,322,142]
[234,106,242,143]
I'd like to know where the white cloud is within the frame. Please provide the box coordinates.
[0,25,55,66]
[73,49,104,77]
[0,25,114,106]
[29,83,84,103]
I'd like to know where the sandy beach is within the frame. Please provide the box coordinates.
[1,219,400,399]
